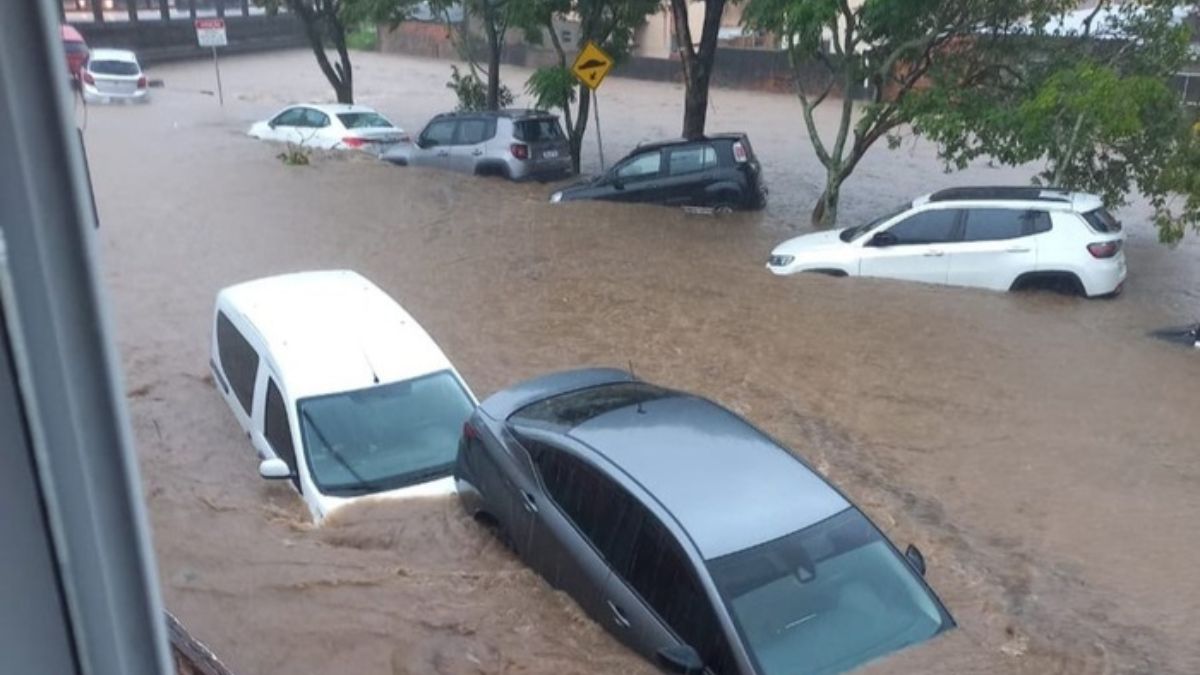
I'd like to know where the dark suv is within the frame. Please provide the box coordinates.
[550,134,766,212]
[456,369,953,675]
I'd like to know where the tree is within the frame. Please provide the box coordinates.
[906,1,1200,243]
[287,0,356,103]
[670,0,730,139]
[743,0,1070,227]
[513,0,659,172]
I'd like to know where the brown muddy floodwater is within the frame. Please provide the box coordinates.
[83,51,1199,675]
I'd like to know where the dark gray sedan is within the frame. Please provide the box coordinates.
[456,369,953,675]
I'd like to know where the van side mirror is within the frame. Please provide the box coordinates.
[656,645,703,674]
[259,458,292,480]
[869,231,898,247]
[905,544,927,577]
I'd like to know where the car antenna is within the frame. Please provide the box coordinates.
[628,360,646,414]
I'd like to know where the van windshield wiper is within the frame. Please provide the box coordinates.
[300,409,379,493]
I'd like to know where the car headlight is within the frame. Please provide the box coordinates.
[767,254,795,267]
[550,191,563,203]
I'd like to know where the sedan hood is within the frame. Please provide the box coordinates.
[772,229,849,256]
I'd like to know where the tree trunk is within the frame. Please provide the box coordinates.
[92,0,104,23]
[291,0,354,105]
[486,44,501,110]
[672,0,725,139]
[812,174,842,228]
[569,86,591,174]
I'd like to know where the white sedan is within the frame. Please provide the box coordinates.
[247,103,409,156]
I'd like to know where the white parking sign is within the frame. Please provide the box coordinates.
[195,18,227,48]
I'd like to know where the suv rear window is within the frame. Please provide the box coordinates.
[1082,208,1122,233]
[88,60,139,76]
[514,118,563,142]
[512,382,671,428]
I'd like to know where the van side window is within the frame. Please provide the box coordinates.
[215,312,259,414]
[264,379,297,485]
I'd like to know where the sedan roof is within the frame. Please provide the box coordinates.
[564,392,850,560]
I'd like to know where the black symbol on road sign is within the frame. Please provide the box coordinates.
[578,58,607,82]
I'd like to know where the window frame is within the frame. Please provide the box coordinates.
[881,208,964,246]
[270,107,307,128]
[615,150,664,182]
[666,144,718,177]
[263,377,299,488]
[300,108,330,129]
[961,208,1047,242]
[421,119,458,147]
[455,117,490,145]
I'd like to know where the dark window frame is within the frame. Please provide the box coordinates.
[961,208,1048,242]
[263,377,299,489]
[455,117,491,145]
[215,311,259,415]
[270,107,307,127]
[615,150,664,182]
[421,119,458,147]
[666,144,718,177]
[884,208,964,245]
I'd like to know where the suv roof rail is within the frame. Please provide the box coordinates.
[927,186,1073,204]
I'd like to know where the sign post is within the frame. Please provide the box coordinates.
[571,41,614,171]
[194,18,227,106]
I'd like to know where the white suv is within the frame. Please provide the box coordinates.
[767,187,1127,297]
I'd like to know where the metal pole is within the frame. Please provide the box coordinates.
[212,46,223,106]
[592,89,605,171]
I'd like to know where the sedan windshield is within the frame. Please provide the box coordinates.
[708,508,950,675]
[297,370,474,496]
[840,203,909,242]
[337,112,394,129]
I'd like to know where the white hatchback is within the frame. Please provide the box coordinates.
[247,103,409,156]
[767,187,1127,297]
[210,270,476,522]
[81,48,148,103]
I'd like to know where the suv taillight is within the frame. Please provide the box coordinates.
[82,71,94,85]
[510,143,529,160]
[137,75,147,88]
[732,140,749,163]
[1087,240,1122,259]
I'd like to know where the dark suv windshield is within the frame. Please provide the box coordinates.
[514,118,564,142]
[708,508,951,675]
[297,370,474,496]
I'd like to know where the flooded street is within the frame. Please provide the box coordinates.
[85,51,1199,674]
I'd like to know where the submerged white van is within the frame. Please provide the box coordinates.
[210,270,477,522]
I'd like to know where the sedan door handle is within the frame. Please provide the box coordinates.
[922,250,945,257]
[607,600,631,629]
[471,149,483,156]
[519,490,538,513]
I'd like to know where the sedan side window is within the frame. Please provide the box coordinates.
[885,209,961,245]
[616,151,662,181]
[422,120,457,147]
[301,109,330,128]
[271,108,306,127]
[264,378,299,488]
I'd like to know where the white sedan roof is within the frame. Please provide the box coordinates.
[286,103,382,116]
[88,48,139,62]
[219,270,455,400]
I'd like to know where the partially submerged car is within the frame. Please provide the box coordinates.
[81,48,148,103]
[767,186,1127,297]
[384,109,571,181]
[456,368,953,675]
[248,104,409,156]
[211,270,476,522]
[550,133,767,213]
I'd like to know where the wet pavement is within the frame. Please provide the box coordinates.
[83,50,1199,674]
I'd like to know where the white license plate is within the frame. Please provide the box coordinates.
[543,150,559,158]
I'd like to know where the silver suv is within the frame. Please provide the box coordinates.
[385,109,572,181]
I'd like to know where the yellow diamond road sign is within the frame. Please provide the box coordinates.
[572,41,614,90]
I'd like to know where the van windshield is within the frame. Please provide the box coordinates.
[297,370,474,496]
[707,508,951,675]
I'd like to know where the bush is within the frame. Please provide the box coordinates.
[446,65,514,112]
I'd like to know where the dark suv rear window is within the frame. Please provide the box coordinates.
[1082,208,1122,233]
[512,382,671,428]
[514,118,563,142]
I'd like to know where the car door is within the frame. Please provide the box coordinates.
[660,143,720,206]
[298,108,334,149]
[261,376,301,493]
[514,435,622,621]
[412,119,458,169]
[600,498,737,673]
[449,117,489,173]
[858,208,962,285]
[265,107,308,145]
[947,208,1045,291]
[603,149,664,203]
